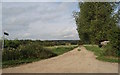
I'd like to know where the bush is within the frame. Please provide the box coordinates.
[4,40,21,49]
[105,27,120,57]
[2,43,57,61]
[2,48,21,61]
[104,43,119,57]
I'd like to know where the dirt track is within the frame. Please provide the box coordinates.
[3,46,118,73]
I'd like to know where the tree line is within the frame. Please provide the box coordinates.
[4,40,79,49]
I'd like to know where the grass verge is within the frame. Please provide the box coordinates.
[2,58,41,68]
[84,45,119,63]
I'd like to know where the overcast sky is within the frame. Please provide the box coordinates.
[2,2,80,40]
[0,3,2,40]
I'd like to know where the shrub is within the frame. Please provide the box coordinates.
[104,27,120,57]
[4,40,21,49]
[2,43,57,61]
[2,48,21,61]
[104,43,119,57]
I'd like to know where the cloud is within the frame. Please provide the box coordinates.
[2,0,78,2]
[0,3,2,39]
[2,2,80,40]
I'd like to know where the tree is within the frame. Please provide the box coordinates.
[105,26,120,56]
[74,2,116,44]
[105,8,120,56]
[74,2,94,44]
[74,2,120,56]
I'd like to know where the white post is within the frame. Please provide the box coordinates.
[2,33,4,51]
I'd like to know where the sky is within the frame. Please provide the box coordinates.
[2,2,80,40]
[0,3,2,40]
[1,0,120,2]
[2,2,120,40]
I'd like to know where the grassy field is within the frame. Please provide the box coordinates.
[49,45,78,55]
[84,45,119,63]
[3,45,78,68]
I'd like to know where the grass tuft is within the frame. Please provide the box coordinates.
[78,48,81,51]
